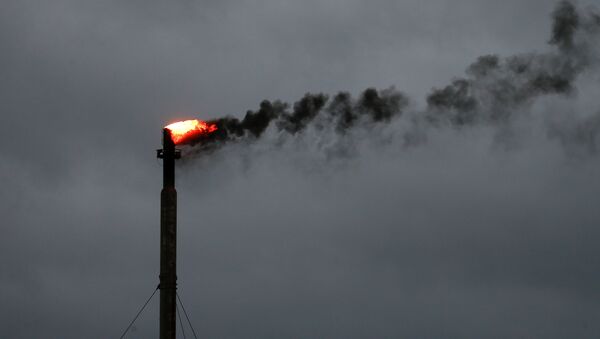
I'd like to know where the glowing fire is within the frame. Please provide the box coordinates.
[165,119,218,144]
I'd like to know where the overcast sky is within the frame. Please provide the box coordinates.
[1,0,600,338]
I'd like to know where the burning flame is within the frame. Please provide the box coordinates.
[165,119,218,144]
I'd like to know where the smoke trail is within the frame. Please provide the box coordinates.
[203,88,408,143]
[186,1,599,155]
[424,0,599,126]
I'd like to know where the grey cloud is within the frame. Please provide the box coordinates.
[1,1,600,338]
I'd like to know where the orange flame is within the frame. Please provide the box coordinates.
[165,119,218,144]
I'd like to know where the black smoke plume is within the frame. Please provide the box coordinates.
[185,1,599,155]
[197,88,408,145]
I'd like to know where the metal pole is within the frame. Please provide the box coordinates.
[158,128,178,339]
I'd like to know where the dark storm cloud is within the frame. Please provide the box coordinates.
[1,0,600,338]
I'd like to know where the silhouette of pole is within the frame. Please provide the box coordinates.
[157,128,180,339]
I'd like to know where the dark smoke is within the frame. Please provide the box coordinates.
[278,93,328,133]
[186,1,599,155]
[425,51,579,125]
[197,87,409,145]
[550,0,580,51]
